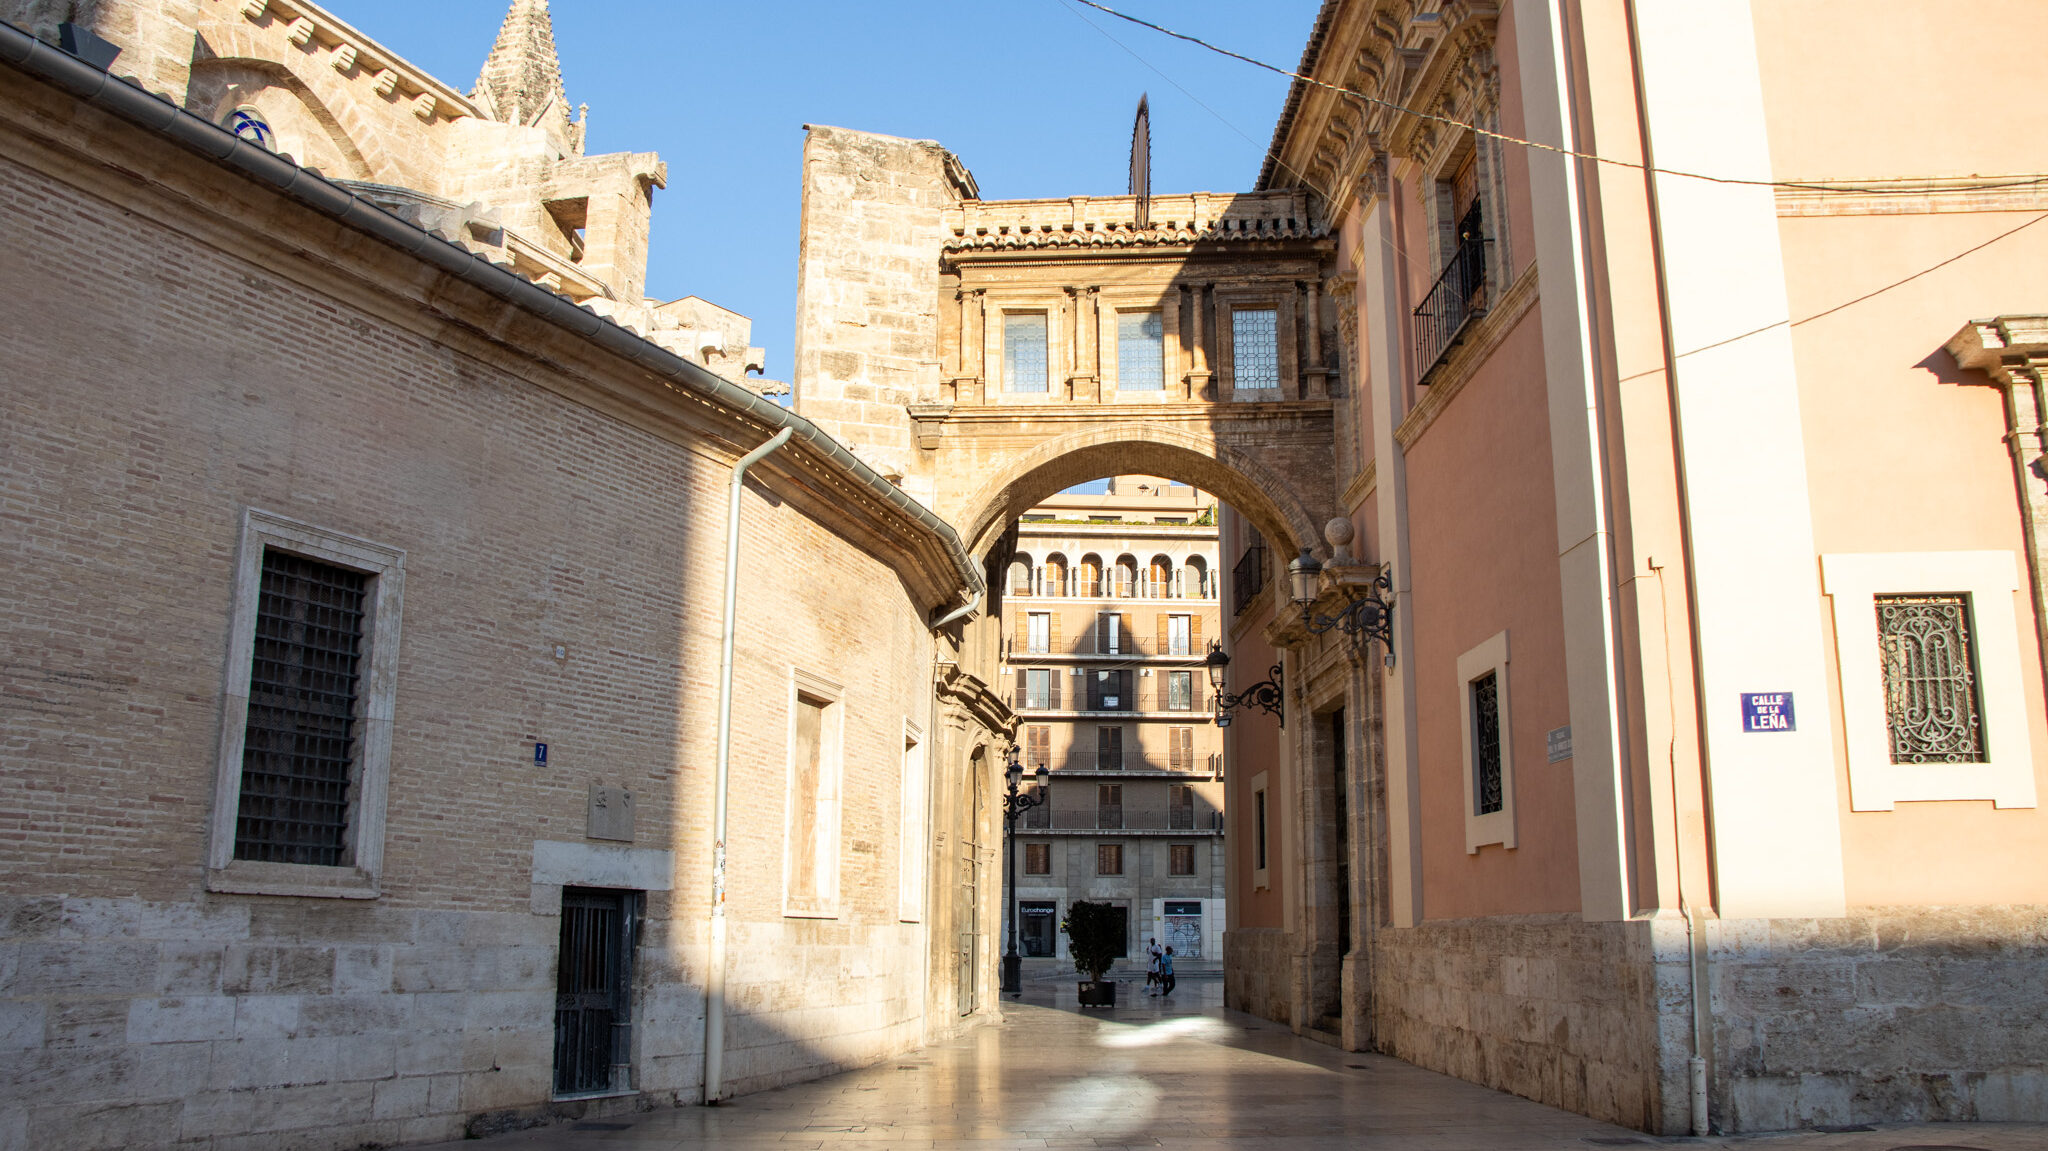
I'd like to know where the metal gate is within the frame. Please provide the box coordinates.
[554,888,635,1097]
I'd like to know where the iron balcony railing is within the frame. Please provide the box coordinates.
[1413,224,1491,384]
[1232,544,1267,617]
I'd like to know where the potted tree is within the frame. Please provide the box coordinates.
[1061,900,1122,1007]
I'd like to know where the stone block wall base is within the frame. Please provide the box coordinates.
[1367,914,1680,1134]
[1223,928,1298,1027]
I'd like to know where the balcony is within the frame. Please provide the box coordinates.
[1413,205,1490,384]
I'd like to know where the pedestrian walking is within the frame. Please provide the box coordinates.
[1159,945,1176,996]
[1145,937,1162,995]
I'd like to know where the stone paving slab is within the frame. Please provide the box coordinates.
[422,981,2047,1150]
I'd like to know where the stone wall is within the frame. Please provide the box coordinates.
[1710,907,2048,1131]
[1224,927,1296,1025]
[0,62,978,1149]
[793,125,968,493]
[1367,914,1685,1134]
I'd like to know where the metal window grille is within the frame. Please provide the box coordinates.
[1117,312,1165,391]
[1471,671,1504,815]
[234,550,368,866]
[1232,309,1280,391]
[1167,671,1193,711]
[1004,312,1049,393]
[1024,790,1051,829]
[1169,844,1195,875]
[1232,544,1267,617]
[1877,594,1986,763]
[553,888,635,1096]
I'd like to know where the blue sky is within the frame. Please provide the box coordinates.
[336,0,1325,382]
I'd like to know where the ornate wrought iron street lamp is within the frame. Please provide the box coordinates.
[1287,548,1396,665]
[1000,744,1051,994]
[1205,642,1284,729]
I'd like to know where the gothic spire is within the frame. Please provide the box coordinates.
[472,0,575,148]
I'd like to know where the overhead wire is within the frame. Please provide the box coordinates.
[1064,0,2048,197]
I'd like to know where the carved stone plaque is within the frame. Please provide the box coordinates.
[587,785,634,842]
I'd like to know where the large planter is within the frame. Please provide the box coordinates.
[1077,979,1117,1008]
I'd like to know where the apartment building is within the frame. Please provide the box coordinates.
[998,477,1227,975]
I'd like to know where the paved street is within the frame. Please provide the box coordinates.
[427,977,2047,1150]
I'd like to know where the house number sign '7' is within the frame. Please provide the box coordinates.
[1741,693,1795,732]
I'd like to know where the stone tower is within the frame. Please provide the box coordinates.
[472,0,580,154]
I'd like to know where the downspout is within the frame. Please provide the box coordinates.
[931,590,982,632]
[1621,0,1714,1136]
[703,425,792,1105]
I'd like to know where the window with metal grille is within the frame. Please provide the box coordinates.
[1097,842,1124,875]
[1169,843,1195,876]
[234,549,368,866]
[1117,311,1165,391]
[1169,784,1194,830]
[1877,594,1986,763]
[554,888,635,1096]
[1097,784,1123,829]
[1024,842,1051,874]
[1471,671,1503,815]
[1233,308,1280,391]
[1097,725,1123,770]
[1254,790,1268,870]
[1004,312,1049,393]
[1167,671,1194,711]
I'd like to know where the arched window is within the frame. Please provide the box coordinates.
[1185,556,1211,600]
[1044,554,1069,598]
[224,106,275,151]
[1078,554,1104,598]
[1149,555,1174,599]
[1008,554,1034,597]
[1114,555,1138,598]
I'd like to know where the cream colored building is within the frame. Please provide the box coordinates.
[997,477,1228,975]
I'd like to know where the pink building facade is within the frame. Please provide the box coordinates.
[1225,0,2048,1135]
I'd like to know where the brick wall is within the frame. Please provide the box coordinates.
[0,88,955,1149]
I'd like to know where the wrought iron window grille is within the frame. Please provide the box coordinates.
[1876,594,1986,763]
[1471,671,1504,815]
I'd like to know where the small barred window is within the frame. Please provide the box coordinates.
[1877,594,1986,763]
[235,550,368,866]
[1471,671,1503,815]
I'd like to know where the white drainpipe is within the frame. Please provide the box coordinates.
[703,426,792,1104]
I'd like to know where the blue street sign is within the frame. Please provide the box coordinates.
[1741,693,1795,733]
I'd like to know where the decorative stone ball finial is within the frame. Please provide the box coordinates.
[1324,516,1355,564]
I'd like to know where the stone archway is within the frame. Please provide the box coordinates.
[947,421,1328,564]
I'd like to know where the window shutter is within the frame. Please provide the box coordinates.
[1015,612,1027,651]
[1049,670,1062,710]
[1157,613,1169,654]
[1096,613,1110,654]
[1120,613,1133,650]
[1015,668,1028,708]
[1049,612,1062,653]
[1028,724,1050,767]
[1191,614,1203,650]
